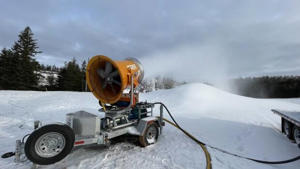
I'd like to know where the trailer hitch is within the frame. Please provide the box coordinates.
[1,139,25,162]
[1,120,42,162]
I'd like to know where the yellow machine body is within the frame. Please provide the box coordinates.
[86,55,143,104]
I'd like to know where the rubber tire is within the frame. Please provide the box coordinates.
[139,123,159,147]
[24,124,75,165]
[293,127,300,148]
[282,119,293,140]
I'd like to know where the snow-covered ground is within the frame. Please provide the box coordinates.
[0,83,300,169]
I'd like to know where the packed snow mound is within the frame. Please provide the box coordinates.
[143,83,300,127]
[0,83,300,169]
[142,83,300,169]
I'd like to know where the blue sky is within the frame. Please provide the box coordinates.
[0,0,300,82]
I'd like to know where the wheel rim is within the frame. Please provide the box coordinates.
[283,121,290,135]
[294,127,300,145]
[146,126,157,144]
[34,132,66,158]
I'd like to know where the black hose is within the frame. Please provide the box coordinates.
[1,152,15,158]
[153,102,300,164]
[22,134,30,143]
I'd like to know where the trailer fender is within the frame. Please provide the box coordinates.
[136,117,160,136]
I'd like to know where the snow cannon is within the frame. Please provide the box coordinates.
[86,55,144,104]
[5,55,165,166]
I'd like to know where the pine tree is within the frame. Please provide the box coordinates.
[57,58,83,91]
[12,26,41,89]
[0,48,9,89]
[46,74,57,90]
[57,67,67,90]
[0,48,19,89]
[81,60,87,91]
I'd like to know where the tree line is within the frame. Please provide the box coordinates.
[0,26,179,92]
[231,76,300,98]
[0,26,87,91]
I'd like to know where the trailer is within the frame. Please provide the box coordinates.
[13,102,165,165]
[272,109,300,148]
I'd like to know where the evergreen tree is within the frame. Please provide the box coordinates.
[46,74,57,90]
[81,60,87,91]
[57,58,83,91]
[0,48,20,89]
[11,26,41,89]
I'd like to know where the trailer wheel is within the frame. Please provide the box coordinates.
[24,124,75,165]
[139,123,159,147]
[293,127,300,148]
[283,119,293,140]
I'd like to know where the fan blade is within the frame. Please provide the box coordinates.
[102,81,108,89]
[108,70,119,78]
[104,62,112,75]
[112,79,121,86]
[97,69,106,78]
[110,84,116,94]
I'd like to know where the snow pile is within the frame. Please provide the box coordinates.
[1,83,300,169]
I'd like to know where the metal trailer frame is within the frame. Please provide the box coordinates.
[14,102,165,164]
[68,102,164,148]
[272,109,300,148]
[13,75,165,165]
